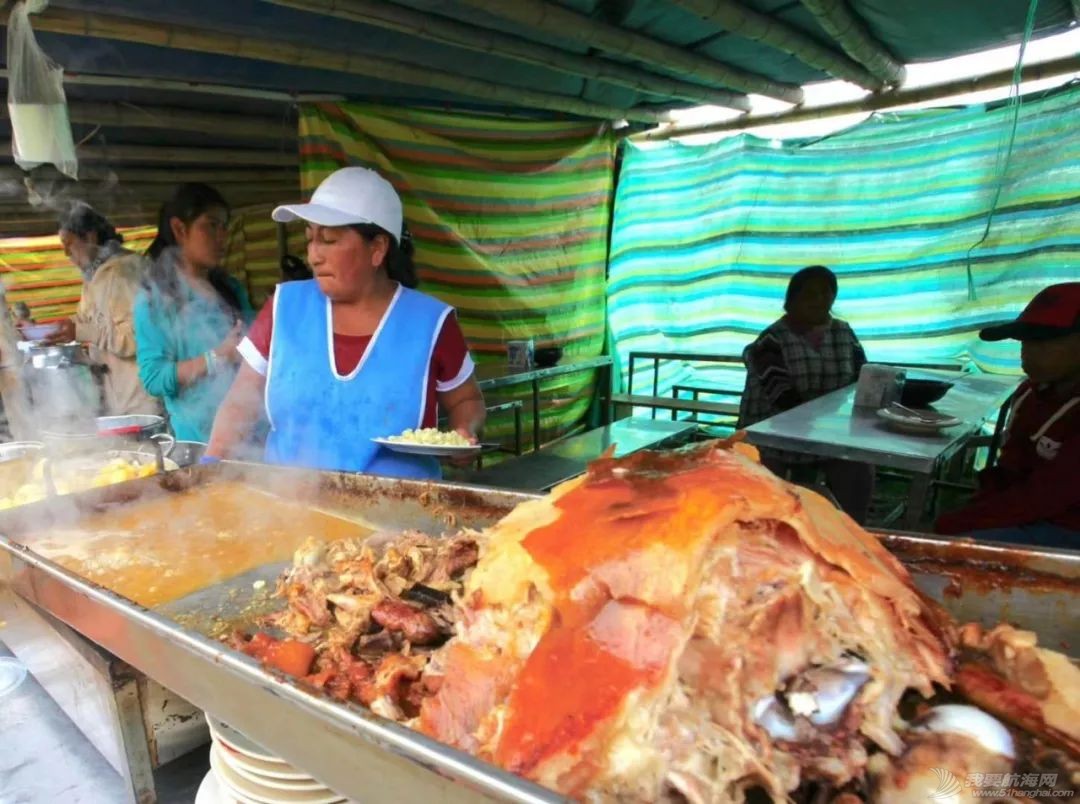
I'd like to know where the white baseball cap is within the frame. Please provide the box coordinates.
[272,167,403,243]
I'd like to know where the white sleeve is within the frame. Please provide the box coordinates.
[436,353,475,393]
[237,336,268,377]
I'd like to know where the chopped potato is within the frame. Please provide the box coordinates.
[386,428,472,447]
[0,456,159,509]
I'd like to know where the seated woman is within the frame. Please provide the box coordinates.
[738,265,874,523]
[205,166,485,478]
[133,184,253,442]
[936,282,1079,550]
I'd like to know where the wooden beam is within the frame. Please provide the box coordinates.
[29,7,669,122]
[0,102,294,142]
[2,213,155,237]
[0,68,341,103]
[452,0,804,103]
[665,0,881,89]
[11,182,297,203]
[798,0,905,86]
[632,54,1080,141]
[262,0,751,110]
[3,142,297,165]
[0,166,297,184]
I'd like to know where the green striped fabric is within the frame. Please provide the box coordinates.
[223,203,307,307]
[298,103,615,447]
[608,85,1080,403]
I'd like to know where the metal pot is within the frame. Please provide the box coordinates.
[40,414,175,466]
[20,343,102,429]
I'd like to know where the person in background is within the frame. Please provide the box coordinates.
[0,282,33,440]
[206,166,485,478]
[133,184,253,442]
[738,265,874,523]
[936,282,1079,549]
[46,203,161,416]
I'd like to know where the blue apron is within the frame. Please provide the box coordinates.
[264,280,450,478]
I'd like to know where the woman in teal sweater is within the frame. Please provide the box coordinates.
[134,184,253,442]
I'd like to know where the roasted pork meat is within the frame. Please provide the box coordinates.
[231,528,481,711]
[233,438,1078,802]
[418,438,956,801]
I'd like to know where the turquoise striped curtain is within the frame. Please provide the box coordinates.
[608,85,1080,400]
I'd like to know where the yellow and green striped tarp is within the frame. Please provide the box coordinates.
[298,103,615,446]
[0,226,157,322]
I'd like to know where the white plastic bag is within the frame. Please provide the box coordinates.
[6,0,78,178]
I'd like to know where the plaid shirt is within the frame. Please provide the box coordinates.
[738,317,866,464]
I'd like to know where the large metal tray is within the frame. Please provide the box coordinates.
[0,463,1077,804]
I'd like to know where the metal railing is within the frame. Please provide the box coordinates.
[626,351,744,420]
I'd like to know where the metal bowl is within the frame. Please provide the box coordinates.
[900,379,953,409]
[0,441,44,464]
[533,346,563,368]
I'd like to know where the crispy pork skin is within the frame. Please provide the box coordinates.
[419,440,954,801]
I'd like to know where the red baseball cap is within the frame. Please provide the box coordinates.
[979,282,1080,342]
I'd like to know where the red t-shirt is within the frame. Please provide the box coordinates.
[936,379,1080,535]
[238,296,474,429]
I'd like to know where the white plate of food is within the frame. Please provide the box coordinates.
[373,428,481,457]
[876,404,962,434]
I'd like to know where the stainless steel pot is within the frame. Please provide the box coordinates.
[40,415,175,468]
[20,343,101,429]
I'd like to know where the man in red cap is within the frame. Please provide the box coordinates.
[936,282,1080,549]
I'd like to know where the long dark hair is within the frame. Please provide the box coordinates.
[144,183,242,313]
[350,223,418,289]
[784,265,837,312]
[58,202,122,245]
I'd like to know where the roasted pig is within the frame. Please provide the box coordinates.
[418,438,954,801]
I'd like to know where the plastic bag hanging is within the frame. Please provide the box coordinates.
[6,0,79,178]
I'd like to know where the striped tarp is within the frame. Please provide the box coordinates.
[1,204,301,320]
[0,226,157,322]
[298,103,615,447]
[608,85,1080,405]
[223,203,307,307]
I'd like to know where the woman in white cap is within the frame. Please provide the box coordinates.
[205,167,485,478]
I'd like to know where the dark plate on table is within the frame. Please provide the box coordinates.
[900,379,953,409]
[533,346,563,368]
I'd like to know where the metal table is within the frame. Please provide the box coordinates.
[476,357,613,452]
[744,370,1020,528]
[460,418,695,491]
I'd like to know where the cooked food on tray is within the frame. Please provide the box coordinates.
[0,454,159,510]
[20,482,366,607]
[384,427,472,447]
[232,439,1078,803]
[231,529,479,719]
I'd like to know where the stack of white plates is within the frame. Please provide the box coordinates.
[196,715,347,804]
